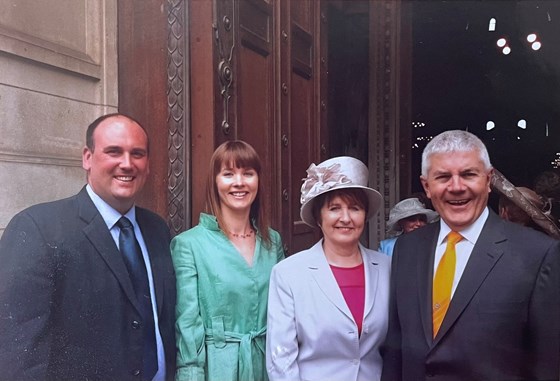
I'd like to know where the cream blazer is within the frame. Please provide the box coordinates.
[266,240,391,381]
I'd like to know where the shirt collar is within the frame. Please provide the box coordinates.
[86,184,137,230]
[437,206,489,245]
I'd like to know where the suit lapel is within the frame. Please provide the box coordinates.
[432,213,506,346]
[137,209,166,316]
[416,223,440,346]
[77,188,143,315]
[307,241,354,321]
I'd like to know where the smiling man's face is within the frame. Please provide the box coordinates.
[421,150,492,232]
[82,116,149,214]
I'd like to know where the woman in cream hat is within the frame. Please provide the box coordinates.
[266,156,390,381]
[378,198,439,256]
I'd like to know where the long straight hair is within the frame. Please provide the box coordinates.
[205,140,271,246]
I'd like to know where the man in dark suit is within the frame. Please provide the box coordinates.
[0,114,176,381]
[381,130,560,381]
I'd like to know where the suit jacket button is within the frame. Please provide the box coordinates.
[132,320,140,329]
[132,369,141,376]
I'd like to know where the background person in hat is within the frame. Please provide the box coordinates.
[492,168,560,239]
[266,156,390,381]
[498,187,548,233]
[378,198,439,256]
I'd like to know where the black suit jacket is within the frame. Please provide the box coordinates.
[0,187,176,381]
[381,211,560,381]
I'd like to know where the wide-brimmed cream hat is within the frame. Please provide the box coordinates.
[386,198,439,234]
[300,156,383,227]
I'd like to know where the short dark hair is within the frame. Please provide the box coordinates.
[86,113,148,152]
[311,188,369,225]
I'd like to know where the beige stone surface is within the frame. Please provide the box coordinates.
[0,52,116,106]
[0,0,118,235]
[0,0,104,79]
[0,85,101,158]
[0,161,85,238]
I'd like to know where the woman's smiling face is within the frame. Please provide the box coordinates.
[215,164,259,213]
[319,194,366,247]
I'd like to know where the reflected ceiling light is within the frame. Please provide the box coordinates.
[486,121,495,130]
[526,33,541,51]
[553,153,560,169]
[503,46,511,55]
[497,38,507,47]
[517,119,527,129]
[488,18,496,32]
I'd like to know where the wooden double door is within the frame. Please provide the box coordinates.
[119,0,408,254]
[207,0,330,254]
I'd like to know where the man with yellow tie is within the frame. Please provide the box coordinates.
[381,130,560,381]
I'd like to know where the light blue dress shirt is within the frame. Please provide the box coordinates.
[378,237,398,256]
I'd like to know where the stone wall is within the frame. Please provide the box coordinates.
[0,0,118,237]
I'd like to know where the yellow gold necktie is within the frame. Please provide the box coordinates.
[433,231,462,338]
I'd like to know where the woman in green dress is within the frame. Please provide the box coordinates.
[171,140,284,381]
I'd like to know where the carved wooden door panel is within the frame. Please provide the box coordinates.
[166,0,405,246]
[213,0,326,255]
[279,0,326,255]
[213,0,280,231]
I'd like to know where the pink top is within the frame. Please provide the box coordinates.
[330,262,365,334]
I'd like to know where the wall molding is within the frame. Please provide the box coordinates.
[0,0,103,79]
[0,152,81,167]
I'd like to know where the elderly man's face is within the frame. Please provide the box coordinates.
[82,116,149,214]
[421,150,492,232]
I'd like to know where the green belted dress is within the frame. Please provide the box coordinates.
[171,213,284,381]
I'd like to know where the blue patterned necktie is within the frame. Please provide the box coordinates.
[117,217,157,380]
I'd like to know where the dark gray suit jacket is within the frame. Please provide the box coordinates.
[381,211,560,381]
[0,187,176,381]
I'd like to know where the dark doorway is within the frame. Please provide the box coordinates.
[327,1,370,165]
[410,0,560,193]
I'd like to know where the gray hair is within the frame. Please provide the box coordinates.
[421,130,492,177]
